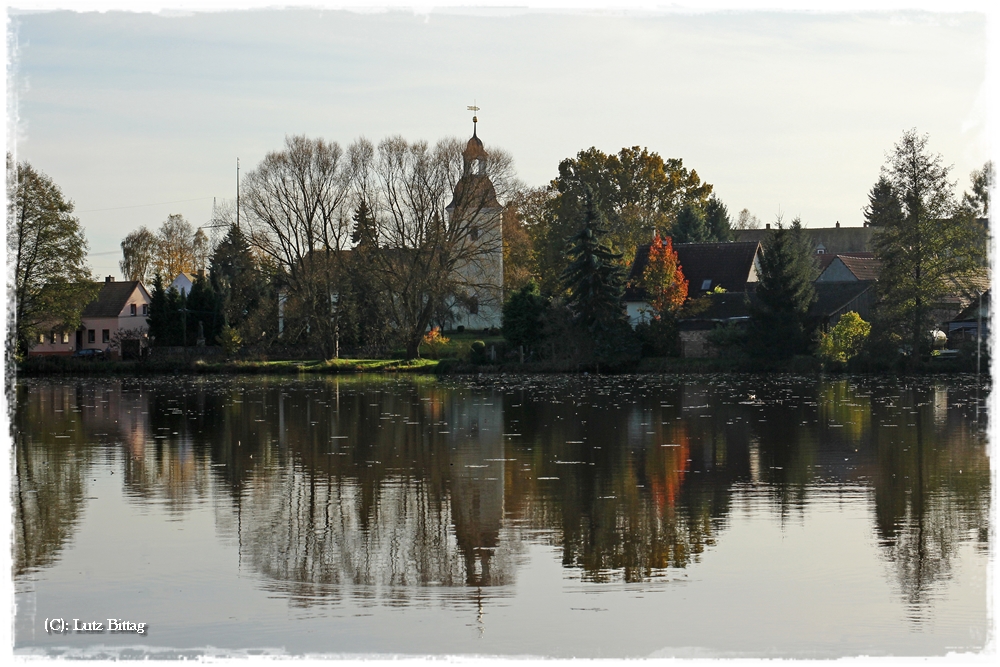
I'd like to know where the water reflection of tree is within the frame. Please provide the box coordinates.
[13,382,95,575]
[14,374,989,616]
[210,378,518,603]
[503,381,748,583]
[868,382,989,617]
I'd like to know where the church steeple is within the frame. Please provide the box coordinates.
[464,103,487,176]
[467,103,479,137]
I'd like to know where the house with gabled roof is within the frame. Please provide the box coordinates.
[28,276,152,358]
[736,223,874,255]
[816,253,880,282]
[624,240,762,326]
[170,272,200,296]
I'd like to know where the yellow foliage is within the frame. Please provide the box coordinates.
[421,327,450,359]
[819,311,871,363]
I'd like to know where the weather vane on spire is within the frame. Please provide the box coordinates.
[467,102,480,134]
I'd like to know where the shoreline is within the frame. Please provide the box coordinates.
[15,355,985,377]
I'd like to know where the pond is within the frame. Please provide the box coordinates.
[11,373,991,658]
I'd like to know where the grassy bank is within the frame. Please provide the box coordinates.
[17,349,983,377]
[16,356,439,376]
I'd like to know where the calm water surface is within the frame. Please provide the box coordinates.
[12,374,991,658]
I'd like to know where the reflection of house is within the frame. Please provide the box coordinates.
[28,277,151,358]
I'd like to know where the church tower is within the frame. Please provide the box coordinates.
[445,111,504,331]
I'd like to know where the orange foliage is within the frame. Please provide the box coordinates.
[642,233,688,315]
[650,425,690,513]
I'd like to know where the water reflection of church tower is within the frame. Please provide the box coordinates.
[446,108,504,331]
[446,392,509,586]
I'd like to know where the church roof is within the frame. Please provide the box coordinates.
[447,175,499,211]
[464,132,487,162]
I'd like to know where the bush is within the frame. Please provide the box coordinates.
[217,324,243,356]
[421,327,450,359]
[818,311,870,365]
[706,321,748,357]
[634,316,680,357]
[470,340,487,364]
[502,280,549,351]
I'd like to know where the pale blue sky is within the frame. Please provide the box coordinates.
[6,4,993,279]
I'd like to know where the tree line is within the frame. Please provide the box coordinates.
[8,128,991,369]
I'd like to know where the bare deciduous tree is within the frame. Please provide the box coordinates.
[242,135,353,357]
[354,134,517,358]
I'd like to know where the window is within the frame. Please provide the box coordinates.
[102,330,110,344]
[38,333,45,344]
[88,330,95,343]
[469,295,479,315]
[130,303,137,316]
[61,332,69,344]
[470,226,479,241]
[142,304,148,316]
[701,279,712,290]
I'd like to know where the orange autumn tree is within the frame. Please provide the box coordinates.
[642,233,688,316]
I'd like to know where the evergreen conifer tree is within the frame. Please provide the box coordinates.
[747,218,818,358]
[146,274,168,345]
[210,224,260,331]
[346,201,392,355]
[502,280,549,351]
[704,196,732,242]
[672,204,710,244]
[870,130,983,366]
[863,176,904,228]
[186,273,221,344]
[561,189,627,330]
[561,189,636,364]
[351,199,377,247]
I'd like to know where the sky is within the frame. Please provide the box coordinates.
[5,1,995,280]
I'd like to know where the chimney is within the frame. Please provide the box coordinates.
[766,223,771,230]
[105,276,115,283]
[836,221,840,228]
